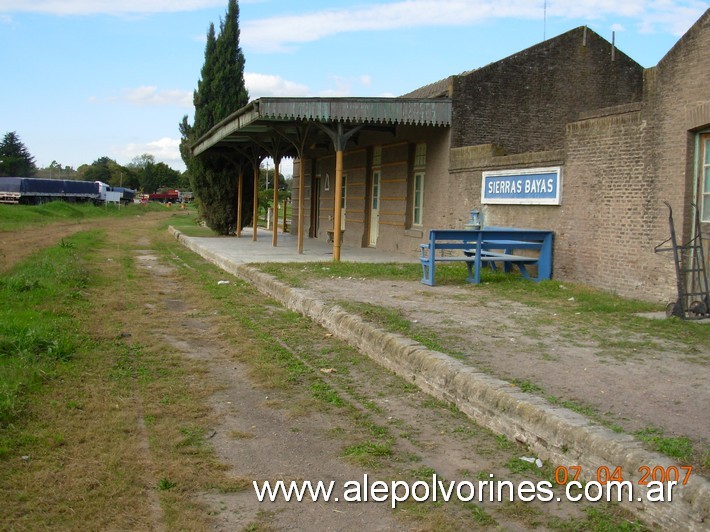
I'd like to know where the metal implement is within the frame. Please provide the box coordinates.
[654,202,710,319]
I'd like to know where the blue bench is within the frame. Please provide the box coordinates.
[419,228,554,286]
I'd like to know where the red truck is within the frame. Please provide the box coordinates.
[148,189,181,203]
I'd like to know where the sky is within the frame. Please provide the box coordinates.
[1,0,708,178]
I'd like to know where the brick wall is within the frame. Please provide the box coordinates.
[290,126,450,253]
[644,10,710,253]
[451,27,644,154]
[561,109,662,298]
[444,13,709,302]
[288,13,709,303]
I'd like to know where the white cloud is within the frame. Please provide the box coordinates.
[244,72,310,98]
[635,0,708,35]
[123,86,193,107]
[546,0,647,19]
[0,0,267,15]
[316,74,377,97]
[243,71,376,99]
[0,1,223,15]
[241,0,707,52]
[242,1,525,52]
[89,86,192,107]
[116,137,183,168]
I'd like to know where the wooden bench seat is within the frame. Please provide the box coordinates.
[419,228,554,286]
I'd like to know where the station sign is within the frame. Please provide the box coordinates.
[481,167,562,205]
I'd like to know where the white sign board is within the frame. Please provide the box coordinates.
[106,191,122,204]
[482,167,562,205]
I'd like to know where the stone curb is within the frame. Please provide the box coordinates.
[171,227,708,529]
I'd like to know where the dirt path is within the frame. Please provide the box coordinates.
[140,242,609,530]
[0,212,171,272]
[305,278,710,451]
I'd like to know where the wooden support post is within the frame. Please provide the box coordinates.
[315,121,361,262]
[252,163,259,241]
[297,157,305,254]
[236,167,243,237]
[282,198,287,233]
[272,159,279,247]
[333,149,344,262]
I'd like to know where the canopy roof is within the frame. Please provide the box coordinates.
[191,97,452,158]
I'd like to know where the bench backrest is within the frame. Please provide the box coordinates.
[427,228,552,250]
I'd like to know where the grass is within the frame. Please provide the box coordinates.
[0,200,165,232]
[0,210,693,530]
[161,208,220,237]
[256,261,709,351]
[0,219,249,529]
[254,259,709,476]
[550,506,647,531]
[0,231,96,429]
[342,440,394,467]
[635,428,694,461]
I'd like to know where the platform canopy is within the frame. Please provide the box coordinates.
[191,96,452,157]
[190,96,452,260]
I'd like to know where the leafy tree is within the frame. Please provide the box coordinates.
[0,131,37,177]
[180,0,250,234]
[36,161,78,180]
[177,171,191,190]
[259,166,288,192]
[81,156,113,183]
[78,156,137,189]
[126,154,182,193]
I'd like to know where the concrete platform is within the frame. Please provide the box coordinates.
[187,226,418,265]
[171,226,709,530]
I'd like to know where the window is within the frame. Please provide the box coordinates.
[702,135,710,222]
[413,172,424,226]
[411,143,426,227]
[414,143,427,168]
[373,145,382,167]
[340,174,347,229]
[341,175,347,209]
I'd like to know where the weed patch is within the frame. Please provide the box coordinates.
[0,232,98,426]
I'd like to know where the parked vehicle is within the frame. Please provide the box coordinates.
[110,187,137,205]
[0,177,110,205]
[148,189,181,203]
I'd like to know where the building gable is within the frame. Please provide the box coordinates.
[450,26,644,154]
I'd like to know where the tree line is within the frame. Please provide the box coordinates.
[0,131,188,193]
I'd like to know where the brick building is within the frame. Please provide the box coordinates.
[193,9,709,304]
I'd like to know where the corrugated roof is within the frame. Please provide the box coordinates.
[257,97,451,126]
[192,97,451,157]
[400,77,453,99]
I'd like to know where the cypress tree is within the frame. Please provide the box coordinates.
[180,0,250,234]
[0,131,37,177]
